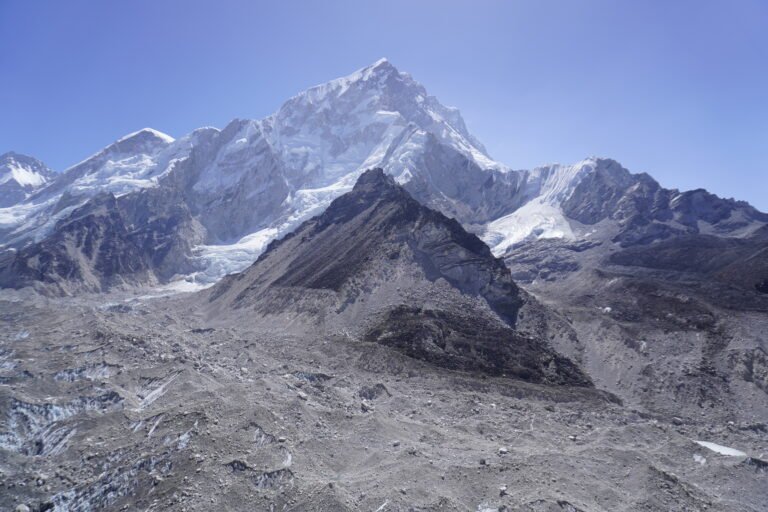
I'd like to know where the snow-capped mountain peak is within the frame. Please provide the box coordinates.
[0,152,55,207]
[99,127,176,159]
[183,59,509,281]
[5,61,760,294]
[260,58,500,189]
[481,157,633,254]
[57,127,185,193]
[0,152,53,188]
[0,128,192,248]
[288,57,398,105]
[115,127,175,145]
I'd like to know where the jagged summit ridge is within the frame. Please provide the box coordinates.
[261,58,497,187]
[275,58,484,157]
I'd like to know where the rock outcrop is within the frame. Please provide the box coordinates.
[205,169,590,386]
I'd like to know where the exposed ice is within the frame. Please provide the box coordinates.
[694,440,747,457]
[54,363,114,382]
[253,468,293,488]
[191,227,280,284]
[483,200,575,256]
[51,453,172,512]
[0,393,123,455]
[481,159,606,255]
[136,373,180,410]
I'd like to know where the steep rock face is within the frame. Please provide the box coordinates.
[0,187,202,294]
[178,121,290,242]
[396,133,525,227]
[205,169,589,386]
[0,152,55,207]
[0,193,146,294]
[559,159,768,248]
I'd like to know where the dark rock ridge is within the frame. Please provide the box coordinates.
[608,230,768,309]
[364,305,588,385]
[205,169,590,386]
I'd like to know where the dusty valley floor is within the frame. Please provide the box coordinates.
[1,288,766,512]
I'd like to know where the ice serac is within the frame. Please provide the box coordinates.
[0,152,55,207]
[204,169,590,386]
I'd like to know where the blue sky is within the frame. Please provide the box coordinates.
[1,0,766,209]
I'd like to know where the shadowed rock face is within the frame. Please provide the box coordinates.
[233,168,522,325]
[206,169,589,386]
[606,231,768,311]
[364,305,590,385]
[0,188,202,295]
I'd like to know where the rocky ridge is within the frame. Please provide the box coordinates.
[205,169,590,387]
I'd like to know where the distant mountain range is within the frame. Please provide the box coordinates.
[3,60,768,512]
[0,59,765,295]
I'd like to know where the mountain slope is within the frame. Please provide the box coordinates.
[0,128,201,250]
[1,60,511,285]
[483,158,768,257]
[0,187,203,295]
[205,169,589,385]
[0,60,765,296]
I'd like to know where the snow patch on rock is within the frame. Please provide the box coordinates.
[694,440,746,457]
